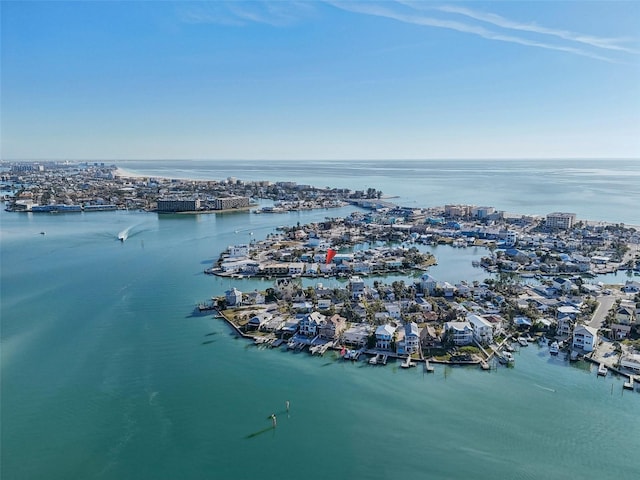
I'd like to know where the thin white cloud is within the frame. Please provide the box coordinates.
[178,1,315,27]
[433,4,639,54]
[329,1,618,62]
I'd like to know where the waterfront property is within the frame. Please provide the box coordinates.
[572,324,598,352]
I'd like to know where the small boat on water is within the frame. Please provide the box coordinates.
[480,360,490,370]
[498,351,515,365]
[517,337,529,347]
[549,341,560,356]
[597,363,608,376]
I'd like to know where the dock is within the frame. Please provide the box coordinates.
[309,342,333,356]
[424,359,435,373]
[400,356,416,369]
[369,353,388,365]
[623,376,635,390]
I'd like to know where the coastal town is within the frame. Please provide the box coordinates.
[206,207,640,387]
[3,161,640,388]
[1,161,373,213]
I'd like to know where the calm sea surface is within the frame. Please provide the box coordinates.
[1,159,639,480]
[117,159,640,225]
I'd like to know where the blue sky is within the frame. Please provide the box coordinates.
[1,1,639,160]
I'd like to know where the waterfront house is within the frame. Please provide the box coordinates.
[513,316,533,328]
[264,262,291,276]
[319,314,346,341]
[227,244,249,258]
[467,314,494,344]
[401,322,420,354]
[225,287,243,307]
[245,290,265,305]
[246,313,273,331]
[552,277,575,294]
[280,319,301,337]
[420,325,439,348]
[444,321,474,346]
[622,280,640,293]
[220,259,259,274]
[620,354,640,373]
[352,262,371,274]
[288,262,305,276]
[455,283,471,297]
[482,314,505,334]
[349,276,365,299]
[342,323,373,346]
[375,324,396,350]
[299,311,325,337]
[420,273,438,295]
[442,282,455,298]
[572,324,598,352]
[557,316,574,337]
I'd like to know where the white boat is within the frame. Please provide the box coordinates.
[597,363,608,376]
[549,341,560,356]
[517,337,529,347]
[498,351,515,365]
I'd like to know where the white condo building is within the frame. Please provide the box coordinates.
[546,212,576,229]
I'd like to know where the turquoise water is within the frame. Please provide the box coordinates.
[2,160,640,479]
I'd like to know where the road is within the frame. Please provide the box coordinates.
[589,295,616,329]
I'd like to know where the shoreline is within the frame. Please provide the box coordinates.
[112,167,639,229]
[213,309,638,381]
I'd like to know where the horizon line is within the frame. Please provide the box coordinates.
[2,157,639,163]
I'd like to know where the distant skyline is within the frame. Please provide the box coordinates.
[1,1,639,161]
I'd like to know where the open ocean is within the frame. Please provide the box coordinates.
[1,159,639,480]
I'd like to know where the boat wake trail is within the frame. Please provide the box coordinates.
[117,226,132,242]
[534,383,556,393]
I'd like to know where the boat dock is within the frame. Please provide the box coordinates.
[400,356,416,369]
[424,359,435,373]
[623,376,635,390]
[369,353,388,365]
[597,363,608,377]
[310,341,333,356]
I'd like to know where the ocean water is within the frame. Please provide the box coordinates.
[116,159,640,225]
[1,160,640,480]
